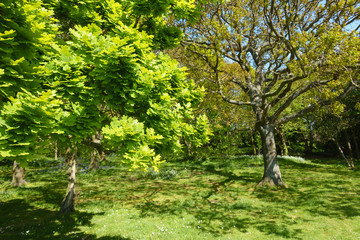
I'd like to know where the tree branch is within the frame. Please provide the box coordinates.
[270,79,333,121]
[276,82,357,125]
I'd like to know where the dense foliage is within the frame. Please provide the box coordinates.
[0,0,359,216]
[0,0,210,212]
[170,0,360,185]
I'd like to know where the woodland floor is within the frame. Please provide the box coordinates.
[0,154,360,239]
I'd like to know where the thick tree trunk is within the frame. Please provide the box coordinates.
[11,161,26,187]
[59,147,77,214]
[257,124,284,186]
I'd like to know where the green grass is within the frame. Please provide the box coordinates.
[1,155,360,239]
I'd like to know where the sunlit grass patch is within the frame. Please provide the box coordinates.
[1,154,360,239]
[278,155,306,163]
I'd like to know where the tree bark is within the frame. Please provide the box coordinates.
[89,149,100,171]
[250,127,257,155]
[59,147,77,214]
[333,138,353,168]
[257,124,284,186]
[302,132,313,155]
[344,130,355,168]
[11,161,26,187]
[86,133,106,170]
[100,151,106,162]
[351,127,360,159]
[276,127,288,156]
[54,141,58,161]
[344,130,353,158]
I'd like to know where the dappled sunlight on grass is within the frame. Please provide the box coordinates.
[1,155,360,239]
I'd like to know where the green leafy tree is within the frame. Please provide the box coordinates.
[0,91,61,186]
[44,0,210,213]
[311,88,360,167]
[181,0,360,186]
[167,47,260,156]
[0,0,56,104]
[46,0,197,49]
[0,0,57,186]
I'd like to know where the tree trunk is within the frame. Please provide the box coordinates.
[309,132,314,154]
[89,149,100,171]
[351,127,360,159]
[276,127,288,156]
[100,151,106,161]
[54,141,58,161]
[250,127,257,155]
[333,138,353,168]
[344,130,355,168]
[257,124,284,186]
[344,130,353,158]
[59,147,77,214]
[11,161,26,187]
[302,133,313,155]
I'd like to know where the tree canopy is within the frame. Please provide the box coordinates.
[0,0,211,212]
[1,0,360,201]
[176,0,360,185]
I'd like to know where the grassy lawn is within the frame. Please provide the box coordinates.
[1,155,360,239]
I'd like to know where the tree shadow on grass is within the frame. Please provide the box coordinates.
[127,157,360,239]
[0,168,133,240]
[0,199,131,240]
[130,162,304,239]
[253,160,360,219]
[0,200,131,240]
[0,199,106,239]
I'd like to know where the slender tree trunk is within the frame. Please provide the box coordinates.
[11,161,26,187]
[302,133,312,155]
[309,132,314,154]
[89,149,100,171]
[250,127,257,155]
[276,127,288,156]
[54,141,58,161]
[279,142,284,156]
[257,124,284,186]
[185,139,193,157]
[344,130,355,168]
[344,130,353,158]
[351,127,360,159]
[333,138,353,168]
[100,151,106,161]
[88,133,106,169]
[59,147,77,214]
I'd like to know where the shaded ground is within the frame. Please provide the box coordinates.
[0,155,360,239]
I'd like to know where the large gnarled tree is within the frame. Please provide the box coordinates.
[180,0,360,185]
